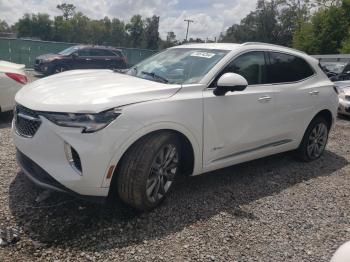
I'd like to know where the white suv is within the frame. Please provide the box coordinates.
[12,43,338,210]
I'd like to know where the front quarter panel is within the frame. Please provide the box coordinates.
[101,84,204,187]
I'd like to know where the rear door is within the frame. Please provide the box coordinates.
[266,51,318,143]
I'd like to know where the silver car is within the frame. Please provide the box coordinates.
[335,81,350,116]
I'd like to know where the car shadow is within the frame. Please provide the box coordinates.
[338,114,350,121]
[0,111,13,129]
[8,150,348,251]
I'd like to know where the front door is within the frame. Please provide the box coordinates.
[203,51,278,171]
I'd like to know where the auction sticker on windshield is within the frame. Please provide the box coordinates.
[190,52,216,58]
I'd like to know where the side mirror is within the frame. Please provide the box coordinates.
[214,73,248,96]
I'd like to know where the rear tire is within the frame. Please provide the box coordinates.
[295,116,329,162]
[117,132,181,211]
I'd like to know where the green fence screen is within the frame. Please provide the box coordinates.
[0,37,157,68]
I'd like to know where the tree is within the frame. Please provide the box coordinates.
[16,13,53,40]
[110,18,128,46]
[221,0,312,47]
[0,20,10,32]
[126,15,144,48]
[144,15,160,49]
[57,3,76,20]
[221,0,281,44]
[293,4,349,54]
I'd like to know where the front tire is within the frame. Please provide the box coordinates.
[53,65,68,74]
[295,116,329,162]
[117,132,181,211]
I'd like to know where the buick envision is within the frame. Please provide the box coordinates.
[13,43,338,210]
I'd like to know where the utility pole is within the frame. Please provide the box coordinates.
[184,19,194,42]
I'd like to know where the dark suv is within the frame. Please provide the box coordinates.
[34,45,128,75]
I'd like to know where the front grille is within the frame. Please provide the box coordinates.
[15,104,42,138]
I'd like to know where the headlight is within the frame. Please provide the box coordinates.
[41,108,121,133]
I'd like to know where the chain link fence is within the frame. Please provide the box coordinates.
[0,37,157,68]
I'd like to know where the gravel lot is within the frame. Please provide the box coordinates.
[0,74,349,261]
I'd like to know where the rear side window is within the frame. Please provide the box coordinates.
[266,52,314,83]
[220,51,267,85]
[90,49,118,57]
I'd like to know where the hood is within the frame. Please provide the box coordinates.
[15,69,181,113]
[36,53,63,60]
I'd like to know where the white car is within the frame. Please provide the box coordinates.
[334,81,350,116]
[0,60,27,113]
[12,43,338,210]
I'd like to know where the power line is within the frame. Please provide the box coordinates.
[184,19,194,41]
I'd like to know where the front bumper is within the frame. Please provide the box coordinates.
[338,98,350,116]
[12,108,143,198]
[34,62,52,74]
[12,116,120,197]
[16,149,105,203]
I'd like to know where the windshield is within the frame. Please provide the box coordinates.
[321,62,346,74]
[126,48,229,84]
[58,46,79,56]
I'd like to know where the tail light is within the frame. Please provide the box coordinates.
[5,73,28,85]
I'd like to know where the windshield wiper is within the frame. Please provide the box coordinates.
[141,71,169,83]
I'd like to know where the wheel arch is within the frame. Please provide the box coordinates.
[312,109,334,130]
[103,123,202,192]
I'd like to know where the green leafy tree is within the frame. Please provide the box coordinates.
[0,20,10,32]
[110,18,128,46]
[16,13,53,40]
[57,3,76,20]
[144,15,160,49]
[126,15,144,48]
[293,5,349,54]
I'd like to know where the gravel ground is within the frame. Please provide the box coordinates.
[0,74,349,261]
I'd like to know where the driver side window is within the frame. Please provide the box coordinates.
[214,51,267,86]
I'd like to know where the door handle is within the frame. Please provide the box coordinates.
[105,58,111,61]
[85,58,92,61]
[309,90,319,95]
[258,95,271,102]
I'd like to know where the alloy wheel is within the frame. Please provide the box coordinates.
[307,122,328,159]
[55,66,66,73]
[146,144,179,203]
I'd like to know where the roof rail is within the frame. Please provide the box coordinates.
[242,42,306,54]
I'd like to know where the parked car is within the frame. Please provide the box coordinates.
[329,61,350,81]
[34,45,128,75]
[319,62,345,78]
[13,43,338,211]
[334,81,350,116]
[0,60,27,113]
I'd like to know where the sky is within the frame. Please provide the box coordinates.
[0,0,258,40]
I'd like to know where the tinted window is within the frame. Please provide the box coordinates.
[90,49,117,56]
[78,49,91,56]
[219,51,266,85]
[267,52,314,83]
[342,63,350,74]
